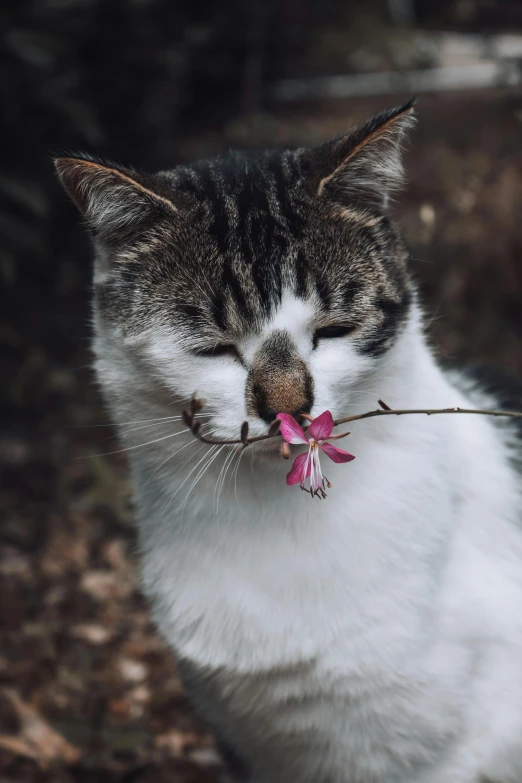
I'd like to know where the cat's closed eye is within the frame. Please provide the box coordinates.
[193,344,240,359]
[313,324,356,347]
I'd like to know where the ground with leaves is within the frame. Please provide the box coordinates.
[2,90,522,782]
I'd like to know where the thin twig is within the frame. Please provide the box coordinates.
[335,405,522,427]
[182,396,522,448]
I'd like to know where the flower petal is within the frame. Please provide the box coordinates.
[308,410,334,441]
[276,413,309,444]
[319,442,356,463]
[286,452,311,485]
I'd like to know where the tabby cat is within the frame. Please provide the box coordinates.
[56,102,522,783]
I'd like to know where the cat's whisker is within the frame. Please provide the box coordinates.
[76,415,184,429]
[213,446,238,518]
[151,426,220,519]
[181,445,219,500]
[232,446,246,512]
[221,446,240,491]
[87,417,192,444]
[164,442,226,513]
[180,444,224,520]
[226,447,241,490]
[214,446,240,516]
[144,430,217,485]
[115,414,211,439]
[115,422,182,438]
[84,428,190,458]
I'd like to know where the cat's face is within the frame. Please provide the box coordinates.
[56,103,415,443]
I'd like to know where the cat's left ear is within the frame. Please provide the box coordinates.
[307,100,415,207]
[54,156,177,245]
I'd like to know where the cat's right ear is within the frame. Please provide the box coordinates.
[305,101,415,208]
[54,156,177,244]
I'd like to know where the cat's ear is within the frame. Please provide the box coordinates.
[308,101,415,207]
[54,156,177,243]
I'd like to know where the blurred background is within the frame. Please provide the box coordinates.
[1,1,522,780]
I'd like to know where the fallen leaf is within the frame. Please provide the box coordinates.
[80,569,131,601]
[0,689,80,768]
[70,623,112,645]
[118,657,148,683]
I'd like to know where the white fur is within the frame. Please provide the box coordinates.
[93,290,522,783]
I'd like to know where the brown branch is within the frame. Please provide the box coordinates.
[334,405,522,427]
[182,396,522,448]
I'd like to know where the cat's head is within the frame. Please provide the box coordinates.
[56,102,416,443]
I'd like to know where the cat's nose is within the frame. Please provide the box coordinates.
[257,400,312,425]
[246,330,314,425]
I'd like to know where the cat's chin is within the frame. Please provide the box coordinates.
[209,420,273,444]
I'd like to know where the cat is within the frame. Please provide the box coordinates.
[55,101,522,783]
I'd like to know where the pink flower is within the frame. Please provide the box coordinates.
[276,410,355,498]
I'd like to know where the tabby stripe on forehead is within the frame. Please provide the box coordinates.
[222,260,251,318]
[294,249,309,298]
[267,156,306,239]
[175,169,205,199]
[253,256,283,316]
[196,164,252,322]
[228,169,287,312]
[199,165,230,257]
[237,187,273,261]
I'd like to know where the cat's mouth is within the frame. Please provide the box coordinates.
[195,422,282,461]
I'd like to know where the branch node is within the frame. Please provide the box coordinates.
[190,396,203,415]
[268,419,281,436]
[240,421,249,446]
